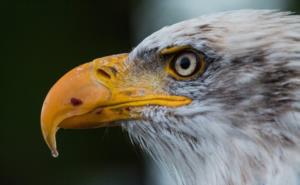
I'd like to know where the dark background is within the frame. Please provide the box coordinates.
[1,1,300,185]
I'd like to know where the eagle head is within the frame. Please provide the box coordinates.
[41,10,300,185]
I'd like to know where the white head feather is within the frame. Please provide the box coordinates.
[123,10,300,185]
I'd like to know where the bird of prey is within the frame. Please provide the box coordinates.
[41,10,300,185]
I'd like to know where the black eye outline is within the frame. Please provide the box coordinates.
[167,50,206,79]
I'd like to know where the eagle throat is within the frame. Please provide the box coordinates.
[123,107,300,185]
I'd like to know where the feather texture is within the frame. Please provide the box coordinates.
[122,10,300,185]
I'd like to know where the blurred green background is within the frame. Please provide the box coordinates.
[1,1,300,185]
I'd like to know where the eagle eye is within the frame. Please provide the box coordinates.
[166,50,206,80]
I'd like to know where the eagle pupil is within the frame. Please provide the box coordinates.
[180,57,191,69]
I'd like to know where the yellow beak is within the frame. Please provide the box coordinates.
[41,54,191,157]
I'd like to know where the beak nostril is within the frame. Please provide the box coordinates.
[97,69,111,79]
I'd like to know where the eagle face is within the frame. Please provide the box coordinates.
[41,10,300,185]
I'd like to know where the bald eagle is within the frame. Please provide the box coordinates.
[41,10,300,185]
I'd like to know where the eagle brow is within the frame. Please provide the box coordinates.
[160,45,191,55]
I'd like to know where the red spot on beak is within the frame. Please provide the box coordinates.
[70,98,83,106]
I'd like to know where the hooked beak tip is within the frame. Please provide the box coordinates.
[51,149,59,158]
[41,119,60,158]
